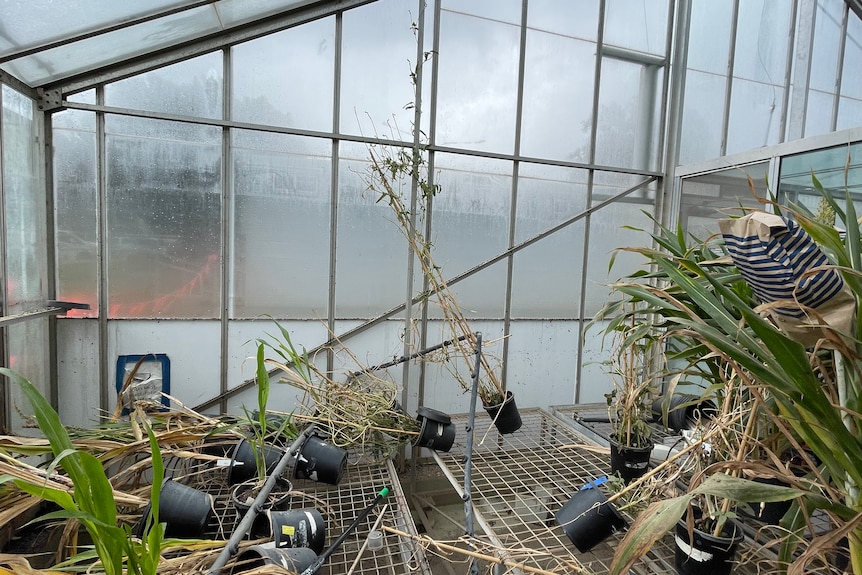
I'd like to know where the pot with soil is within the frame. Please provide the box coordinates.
[294,434,348,485]
[251,508,326,553]
[674,510,744,575]
[226,438,285,485]
[483,390,522,434]
[608,434,654,484]
[230,476,292,515]
[555,482,627,552]
[230,545,318,574]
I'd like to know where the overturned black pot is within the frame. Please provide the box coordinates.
[413,406,456,452]
[226,438,284,485]
[608,434,654,484]
[555,484,627,552]
[136,478,214,539]
[674,511,743,575]
[294,435,348,485]
[652,394,717,430]
[483,390,522,434]
[230,545,318,575]
[251,508,326,554]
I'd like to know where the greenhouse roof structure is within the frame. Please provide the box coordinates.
[0,0,372,90]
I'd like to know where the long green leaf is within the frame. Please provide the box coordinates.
[610,495,692,575]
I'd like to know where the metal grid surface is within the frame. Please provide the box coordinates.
[431,408,764,575]
[550,403,684,448]
[169,453,432,575]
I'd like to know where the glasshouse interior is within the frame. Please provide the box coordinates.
[1,0,862,574]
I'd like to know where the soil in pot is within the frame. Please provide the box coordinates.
[230,476,292,516]
[608,434,654,484]
[413,407,456,452]
[555,485,627,552]
[674,511,744,575]
[483,390,522,434]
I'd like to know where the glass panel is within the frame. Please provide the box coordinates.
[527,0,598,40]
[2,85,49,434]
[778,142,862,211]
[215,0,313,27]
[57,320,100,426]
[54,110,99,317]
[430,154,512,316]
[336,142,409,318]
[805,89,836,137]
[604,0,669,55]
[809,0,844,93]
[68,90,96,105]
[520,29,595,161]
[232,17,335,131]
[842,16,862,100]
[231,130,332,318]
[678,161,770,239]
[105,53,223,120]
[687,1,732,75]
[512,164,588,319]
[586,176,656,316]
[340,0,418,138]
[726,78,783,155]
[441,0,522,25]
[732,0,793,83]
[435,9,519,154]
[3,5,221,86]
[595,58,662,171]
[3,86,45,310]
[679,70,726,165]
[837,96,862,131]
[105,116,222,318]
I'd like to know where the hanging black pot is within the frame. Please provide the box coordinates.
[230,544,318,575]
[674,511,744,575]
[413,406,456,452]
[294,435,348,485]
[652,394,717,430]
[230,476,292,515]
[136,478,214,539]
[483,390,522,434]
[608,434,654,484]
[555,485,627,552]
[251,507,326,553]
[226,438,284,485]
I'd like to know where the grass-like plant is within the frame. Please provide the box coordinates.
[0,367,165,575]
[605,174,862,575]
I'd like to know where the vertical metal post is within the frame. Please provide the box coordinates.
[463,332,481,575]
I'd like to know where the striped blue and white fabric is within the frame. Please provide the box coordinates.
[720,213,844,319]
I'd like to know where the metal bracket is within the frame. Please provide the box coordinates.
[36,88,63,112]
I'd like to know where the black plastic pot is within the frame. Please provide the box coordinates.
[413,407,456,452]
[555,486,627,552]
[226,438,284,485]
[136,478,214,539]
[230,476,292,515]
[674,512,744,575]
[484,390,522,434]
[230,545,318,575]
[251,508,326,554]
[652,394,717,430]
[740,477,793,524]
[608,435,654,484]
[294,435,348,485]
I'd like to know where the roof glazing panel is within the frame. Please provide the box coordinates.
[0,0,314,88]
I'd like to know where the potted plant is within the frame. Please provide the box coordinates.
[229,342,295,514]
[365,145,521,433]
[600,310,657,484]
[604,176,862,574]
